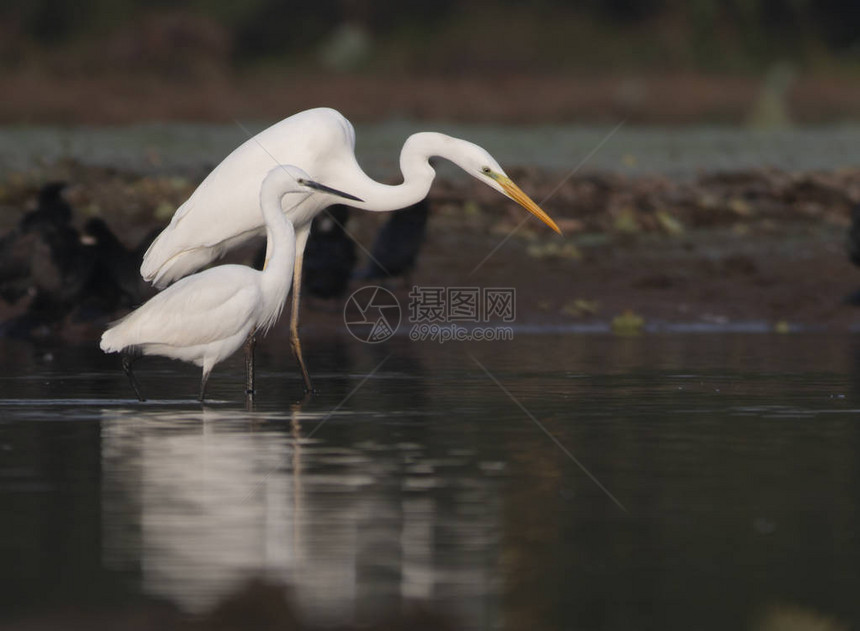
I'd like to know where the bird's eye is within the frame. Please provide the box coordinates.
[481,167,492,175]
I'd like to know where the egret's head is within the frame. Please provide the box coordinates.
[447,140,562,235]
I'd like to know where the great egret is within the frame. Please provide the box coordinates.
[102,166,361,402]
[141,107,561,392]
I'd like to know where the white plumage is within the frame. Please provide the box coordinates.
[102,165,360,401]
[140,107,561,392]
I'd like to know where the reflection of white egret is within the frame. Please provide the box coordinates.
[99,404,502,627]
[141,107,562,392]
[99,406,302,614]
[101,166,361,401]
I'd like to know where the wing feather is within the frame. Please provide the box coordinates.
[101,266,261,352]
[140,108,355,287]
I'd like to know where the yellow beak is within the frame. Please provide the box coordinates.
[496,176,562,235]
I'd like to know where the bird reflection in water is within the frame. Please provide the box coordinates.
[98,383,496,629]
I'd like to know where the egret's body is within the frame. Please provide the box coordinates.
[102,166,359,401]
[141,108,560,391]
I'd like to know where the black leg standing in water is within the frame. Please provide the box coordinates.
[245,333,256,397]
[121,352,145,402]
[199,370,212,403]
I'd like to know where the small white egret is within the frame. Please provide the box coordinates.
[101,166,361,402]
[141,107,561,392]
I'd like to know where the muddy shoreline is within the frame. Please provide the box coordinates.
[2,161,859,344]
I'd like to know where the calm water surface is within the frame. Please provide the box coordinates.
[1,333,859,629]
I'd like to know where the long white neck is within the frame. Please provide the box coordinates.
[334,132,463,212]
[258,177,297,330]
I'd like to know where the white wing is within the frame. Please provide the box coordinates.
[101,266,262,351]
[140,108,356,287]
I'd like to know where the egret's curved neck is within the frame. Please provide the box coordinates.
[338,132,461,213]
[259,182,297,278]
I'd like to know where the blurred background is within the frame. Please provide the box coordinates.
[1,0,859,124]
[4,4,860,631]
[2,0,860,336]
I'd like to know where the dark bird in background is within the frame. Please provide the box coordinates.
[0,182,94,336]
[845,203,860,306]
[20,181,73,232]
[0,182,157,338]
[0,182,76,304]
[848,203,860,266]
[0,226,35,305]
[357,199,429,287]
[78,218,154,316]
[303,205,356,299]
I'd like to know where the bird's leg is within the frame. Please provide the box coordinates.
[245,392,256,413]
[290,251,315,394]
[199,369,211,403]
[295,388,313,407]
[121,352,145,402]
[245,331,256,397]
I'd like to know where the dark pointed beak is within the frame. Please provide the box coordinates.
[305,180,363,203]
